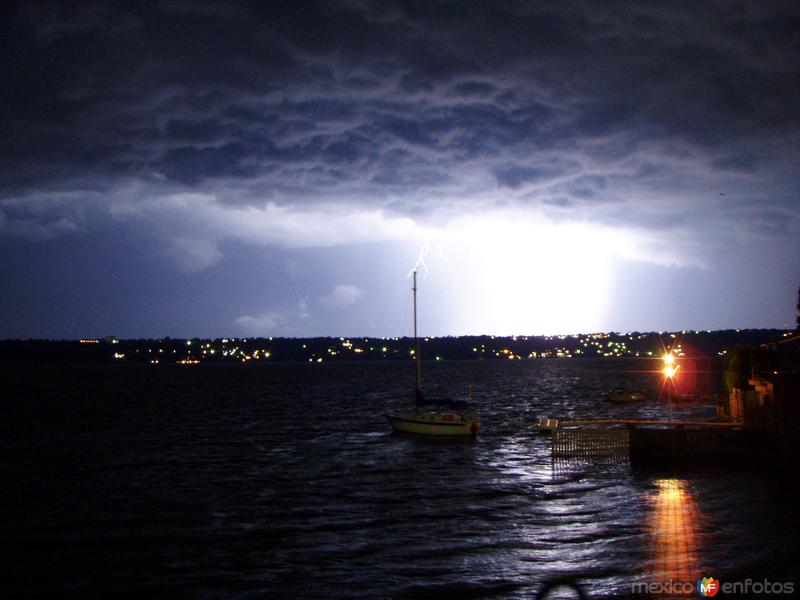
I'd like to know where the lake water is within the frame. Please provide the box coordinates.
[2,360,797,598]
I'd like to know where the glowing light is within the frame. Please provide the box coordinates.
[662,351,679,378]
[427,212,635,334]
[663,364,679,378]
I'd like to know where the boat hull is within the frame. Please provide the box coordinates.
[385,412,479,436]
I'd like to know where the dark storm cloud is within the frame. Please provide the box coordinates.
[566,175,607,200]
[1,0,798,248]
[494,164,564,189]
[711,152,761,174]
[452,81,495,97]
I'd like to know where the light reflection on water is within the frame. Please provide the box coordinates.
[647,479,703,592]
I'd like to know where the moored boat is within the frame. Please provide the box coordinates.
[385,270,480,436]
[386,408,479,436]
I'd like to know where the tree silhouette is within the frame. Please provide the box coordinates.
[724,345,753,392]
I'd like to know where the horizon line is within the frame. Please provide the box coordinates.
[1,327,793,343]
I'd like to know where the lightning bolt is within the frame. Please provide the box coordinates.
[408,239,442,279]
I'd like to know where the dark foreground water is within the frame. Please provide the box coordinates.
[2,360,797,598]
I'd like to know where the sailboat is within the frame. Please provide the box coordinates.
[385,270,480,436]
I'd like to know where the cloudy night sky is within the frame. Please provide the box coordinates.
[1,1,799,339]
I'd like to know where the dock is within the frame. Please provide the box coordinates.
[542,416,775,466]
[554,418,742,428]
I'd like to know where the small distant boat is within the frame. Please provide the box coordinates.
[606,389,646,404]
[385,271,480,436]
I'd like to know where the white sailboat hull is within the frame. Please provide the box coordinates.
[385,412,479,436]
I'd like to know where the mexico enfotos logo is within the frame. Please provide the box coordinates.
[631,576,794,596]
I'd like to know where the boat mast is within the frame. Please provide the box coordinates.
[413,270,421,398]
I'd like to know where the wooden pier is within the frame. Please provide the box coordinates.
[555,418,742,429]
[628,426,775,467]
[545,418,775,466]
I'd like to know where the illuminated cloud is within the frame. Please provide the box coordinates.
[106,190,423,271]
[234,312,284,336]
[319,284,364,311]
[168,237,223,272]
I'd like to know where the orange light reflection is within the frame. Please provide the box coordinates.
[647,479,704,590]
